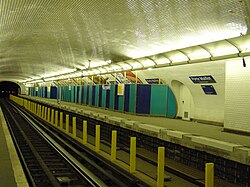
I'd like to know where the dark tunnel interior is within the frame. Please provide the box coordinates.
[0,81,20,98]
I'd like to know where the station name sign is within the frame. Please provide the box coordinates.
[145,78,160,84]
[189,75,216,84]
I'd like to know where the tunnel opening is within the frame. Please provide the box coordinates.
[0,81,20,98]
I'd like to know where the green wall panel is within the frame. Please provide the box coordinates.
[166,87,177,118]
[109,85,115,109]
[95,85,99,106]
[78,86,82,104]
[88,85,92,106]
[150,85,167,116]
[118,96,124,111]
[83,86,87,105]
[101,89,106,108]
[70,86,74,103]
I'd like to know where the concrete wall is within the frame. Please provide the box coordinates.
[137,60,225,123]
[224,56,250,132]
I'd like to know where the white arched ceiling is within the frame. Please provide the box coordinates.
[0,0,249,83]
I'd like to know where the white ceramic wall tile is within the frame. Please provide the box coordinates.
[225,57,250,132]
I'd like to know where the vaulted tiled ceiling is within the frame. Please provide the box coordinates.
[0,0,249,82]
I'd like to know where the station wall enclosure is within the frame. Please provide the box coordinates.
[28,84,177,118]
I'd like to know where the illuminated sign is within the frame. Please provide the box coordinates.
[189,75,216,83]
[201,85,217,95]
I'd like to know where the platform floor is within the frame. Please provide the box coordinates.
[0,107,29,187]
[23,96,250,147]
[20,95,243,186]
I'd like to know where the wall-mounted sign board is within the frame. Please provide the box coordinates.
[201,85,217,95]
[189,75,216,83]
[117,84,125,95]
[102,84,111,90]
[145,78,160,84]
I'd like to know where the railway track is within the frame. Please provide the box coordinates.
[21,98,243,187]
[1,99,146,187]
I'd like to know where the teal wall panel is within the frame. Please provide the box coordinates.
[67,86,69,102]
[32,84,177,119]
[129,84,136,113]
[47,86,50,98]
[150,85,167,116]
[109,85,115,109]
[101,89,106,108]
[70,86,74,103]
[95,85,99,106]
[88,85,92,106]
[78,86,82,104]
[75,86,78,103]
[83,86,87,105]
[118,96,124,111]
[166,87,177,118]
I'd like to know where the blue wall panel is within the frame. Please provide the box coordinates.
[88,86,92,106]
[44,87,47,98]
[32,84,177,119]
[86,86,89,105]
[50,86,57,99]
[136,85,151,114]
[92,85,96,106]
[114,85,119,110]
[129,84,136,113]
[124,84,130,112]
[98,86,102,107]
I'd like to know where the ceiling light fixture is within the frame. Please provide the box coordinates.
[243,57,246,67]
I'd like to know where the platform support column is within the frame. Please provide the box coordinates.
[55,111,58,127]
[31,102,33,113]
[41,106,44,119]
[38,105,41,117]
[157,147,165,187]
[47,108,50,122]
[36,104,39,116]
[111,130,117,161]
[205,163,214,187]
[39,105,42,117]
[60,112,63,130]
[51,109,54,125]
[130,137,136,173]
[83,120,87,145]
[66,114,69,134]
[44,107,47,120]
[72,117,76,138]
[35,103,37,115]
[95,125,100,152]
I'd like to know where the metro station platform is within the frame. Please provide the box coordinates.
[19,95,250,186]
[20,95,250,163]
[0,107,29,187]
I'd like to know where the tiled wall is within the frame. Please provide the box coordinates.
[137,60,225,123]
[225,57,250,132]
